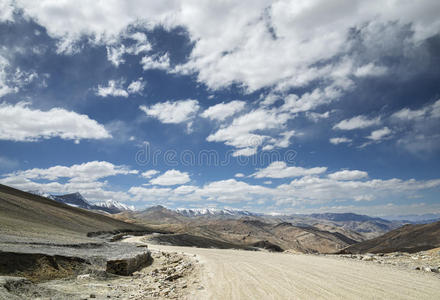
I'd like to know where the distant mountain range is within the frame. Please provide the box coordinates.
[309,213,391,223]
[24,190,439,225]
[94,200,135,214]
[175,208,256,218]
[29,191,135,214]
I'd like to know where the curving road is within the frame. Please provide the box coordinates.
[124,238,440,299]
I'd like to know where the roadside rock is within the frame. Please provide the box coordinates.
[106,251,152,276]
[334,247,440,275]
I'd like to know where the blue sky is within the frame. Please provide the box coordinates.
[0,1,439,216]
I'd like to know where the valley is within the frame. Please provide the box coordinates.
[1,184,439,299]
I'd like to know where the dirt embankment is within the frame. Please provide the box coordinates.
[1,250,199,300]
[0,252,88,283]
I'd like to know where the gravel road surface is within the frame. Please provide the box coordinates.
[146,243,440,300]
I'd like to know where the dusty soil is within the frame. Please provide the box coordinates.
[2,235,439,299]
[146,243,440,300]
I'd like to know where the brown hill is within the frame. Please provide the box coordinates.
[0,184,146,243]
[193,218,360,253]
[126,211,362,253]
[340,221,440,254]
[131,205,186,224]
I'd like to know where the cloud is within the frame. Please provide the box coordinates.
[106,32,152,66]
[0,0,15,22]
[0,54,39,98]
[149,169,190,186]
[234,173,245,178]
[392,99,440,121]
[276,176,440,206]
[306,111,331,122]
[328,170,368,181]
[329,137,352,145]
[141,170,159,179]
[127,79,145,94]
[6,161,137,181]
[96,78,145,98]
[139,99,200,126]
[207,108,290,156]
[333,115,381,130]
[354,194,374,202]
[232,147,258,157]
[127,171,440,210]
[0,161,138,202]
[106,45,126,67]
[173,185,198,195]
[367,126,392,141]
[10,1,439,90]
[128,186,172,202]
[252,161,327,179]
[206,84,344,156]
[0,55,16,97]
[0,102,111,142]
[354,63,387,77]
[201,100,246,121]
[141,53,171,70]
[265,130,296,150]
[391,100,440,154]
[96,80,128,97]
[279,85,345,114]
[194,179,271,203]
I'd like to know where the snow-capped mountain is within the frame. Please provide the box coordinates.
[176,208,256,218]
[50,192,94,209]
[94,200,135,213]
[50,192,134,214]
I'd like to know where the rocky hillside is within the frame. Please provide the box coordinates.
[0,184,145,242]
[281,213,403,240]
[340,220,440,254]
[188,218,361,253]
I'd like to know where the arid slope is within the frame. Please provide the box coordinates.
[0,184,145,242]
[341,221,440,254]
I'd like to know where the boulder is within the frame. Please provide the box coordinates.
[106,251,152,276]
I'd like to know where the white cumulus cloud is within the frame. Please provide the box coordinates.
[0,102,111,142]
[329,137,352,145]
[252,161,327,179]
[333,115,381,130]
[141,53,171,70]
[140,99,199,125]
[96,78,145,98]
[328,170,368,181]
[149,169,190,186]
[367,126,392,141]
[141,170,159,179]
[201,100,246,121]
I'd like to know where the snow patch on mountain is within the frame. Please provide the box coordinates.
[176,208,255,217]
[94,200,135,212]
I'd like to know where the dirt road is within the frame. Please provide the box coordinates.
[148,245,439,299]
